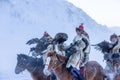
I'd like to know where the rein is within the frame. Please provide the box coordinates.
[53,62,65,71]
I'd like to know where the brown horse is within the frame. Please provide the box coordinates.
[15,54,51,80]
[115,74,120,80]
[85,61,105,80]
[46,51,105,80]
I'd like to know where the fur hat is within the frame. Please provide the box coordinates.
[76,24,84,31]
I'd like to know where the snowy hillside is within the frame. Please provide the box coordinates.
[0,0,112,79]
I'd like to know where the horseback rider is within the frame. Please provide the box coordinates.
[112,34,120,54]
[41,31,53,45]
[43,31,53,41]
[105,34,120,71]
[66,23,90,80]
[78,23,90,64]
[43,33,68,80]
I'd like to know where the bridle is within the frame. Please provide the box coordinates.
[45,54,65,71]
[52,60,65,71]
[50,56,67,76]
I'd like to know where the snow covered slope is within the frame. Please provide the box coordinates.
[0,0,112,79]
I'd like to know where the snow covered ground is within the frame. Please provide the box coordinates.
[0,71,32,80]
[0,0,114,80]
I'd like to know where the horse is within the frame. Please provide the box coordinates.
[15,54,51,80]
[45,51,105,80]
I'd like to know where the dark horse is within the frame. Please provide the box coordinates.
[45,51,105,80]
[15,54,51,80]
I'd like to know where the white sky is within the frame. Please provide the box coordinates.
[68,0,120,27]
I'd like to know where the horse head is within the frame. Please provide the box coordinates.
[15,54,29,74]
[46,51,67,71]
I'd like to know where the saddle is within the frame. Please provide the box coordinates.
[80,67,84,76]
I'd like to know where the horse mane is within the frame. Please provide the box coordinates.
[94,40,113,53]
[18,54,44,68]
[47,51,67,63]
[30,57,44,68]
[17,54,28,60]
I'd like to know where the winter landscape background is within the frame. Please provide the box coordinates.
[0,0,119,80]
